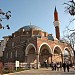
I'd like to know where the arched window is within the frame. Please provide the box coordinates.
[10,52,12,58]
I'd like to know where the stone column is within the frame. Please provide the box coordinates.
[25,55,27,62]
[25,54,28,68]
[51,54,52,63]
[61,54,64,63]
[36,53,40,69]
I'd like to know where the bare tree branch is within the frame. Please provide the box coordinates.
[0,9,11,29]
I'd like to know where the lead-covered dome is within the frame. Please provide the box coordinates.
[18,25,44,31]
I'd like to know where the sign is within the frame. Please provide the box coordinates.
[15,60,19,67]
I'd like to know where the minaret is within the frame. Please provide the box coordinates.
[54,7,60,40]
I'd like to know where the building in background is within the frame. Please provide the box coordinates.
[0,7,74,69]
[0,36,9,61]
[0,40,3,61]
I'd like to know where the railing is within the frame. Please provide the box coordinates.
[4,62,37,69]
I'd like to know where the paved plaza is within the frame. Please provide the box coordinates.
[3,68,75,75]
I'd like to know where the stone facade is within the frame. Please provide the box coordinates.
[2,7,74,69]
[3,25,73,69]
[0,36,9,61]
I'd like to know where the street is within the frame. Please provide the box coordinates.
[4,68,75,75]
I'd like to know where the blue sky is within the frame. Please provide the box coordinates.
[0,0,74,40]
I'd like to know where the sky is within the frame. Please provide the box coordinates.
[0,0,74,40]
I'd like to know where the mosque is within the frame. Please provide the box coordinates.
[3,7,73,69]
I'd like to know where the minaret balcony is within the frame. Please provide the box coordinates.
[54,21,60,27]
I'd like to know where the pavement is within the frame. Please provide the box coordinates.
[3,67,75,75]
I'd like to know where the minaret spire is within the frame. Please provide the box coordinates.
[54,6,57,12]
[54,6,58,21]
[54,6,60,40]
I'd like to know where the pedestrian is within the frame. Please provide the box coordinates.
[51,62,54,71]
[62,62,66,72]
[66,62,70,72]
[56,62,60,71]
[54,62,57,71]
[59,62,62,71]
[44,61,48,68]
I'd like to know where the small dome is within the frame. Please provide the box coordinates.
[54,38,58,41]
[47,34,54,41]
[18,25,44,31]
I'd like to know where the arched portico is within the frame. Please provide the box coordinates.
[53,45,62,63]
[25,43,36,55]
[25,43,36,68]
[64,47,71,63]
[39,43,52,67]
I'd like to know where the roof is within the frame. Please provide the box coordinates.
[18,25,44,31]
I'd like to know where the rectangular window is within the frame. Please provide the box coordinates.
[10,52,12,58]
[15,50,17,57]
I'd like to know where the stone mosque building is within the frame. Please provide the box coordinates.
[2,7,73,68]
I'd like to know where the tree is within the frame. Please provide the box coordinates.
[64,0,75,16]
[64,0,75,29]
[63,0,75,38]
[63,0,75,47]
[62,0,75,58]
[62,24,75,63]
[0,9,11,29]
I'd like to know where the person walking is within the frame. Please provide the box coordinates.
[44,61,48,69]
[66,62,70,72]
[59,62,62,71]
[62,62,66,72]
[54,62,57,71]
[51,62,54,71]
[57,62,60,71]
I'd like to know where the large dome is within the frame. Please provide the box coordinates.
[18,25,44,31]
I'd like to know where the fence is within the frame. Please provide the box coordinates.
[4,62,37,69]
